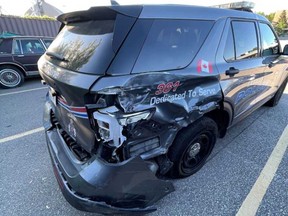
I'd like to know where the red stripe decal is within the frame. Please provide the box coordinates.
[70,107,86,112]
[58,97,67,105]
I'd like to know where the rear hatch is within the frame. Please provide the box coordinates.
[39,6,142,153]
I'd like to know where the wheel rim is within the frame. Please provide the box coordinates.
[0,69,21,87]
[180,133,212,175]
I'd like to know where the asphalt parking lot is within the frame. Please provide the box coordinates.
[0,78,288,216]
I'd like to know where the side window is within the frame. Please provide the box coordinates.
[0,39,13,54]
[43,39,53,48]
[223,21,258,61]
[132,20,214,73]
[13,40,21,54]
[20,39,45,54]
[259,23,279,56]
[232,21,258,60]
[224,26,235,61]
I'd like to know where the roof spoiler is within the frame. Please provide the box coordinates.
[57,5,143,24]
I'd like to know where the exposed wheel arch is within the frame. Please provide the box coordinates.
[204,107,231,138]
[0,63,27,77]
[167,116,218,178]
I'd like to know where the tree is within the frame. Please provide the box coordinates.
[256,12,275,23]
[257,11,265,16]
[267,13,275,23]
[276,10,288,35]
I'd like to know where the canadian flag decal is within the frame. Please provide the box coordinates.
[197,59,213,73]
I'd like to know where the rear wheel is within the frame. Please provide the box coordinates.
[265,78,288,107]
[167,117,217,178]
[0,66,24,88]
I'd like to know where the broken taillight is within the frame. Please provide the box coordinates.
[97,120,110,140]
[93,106,155,147]
[117,110,154,126]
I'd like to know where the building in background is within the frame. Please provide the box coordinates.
[0,16,60,37]
[25,0,63,17]
[0,0,62,37]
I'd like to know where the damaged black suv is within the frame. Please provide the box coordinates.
[39,4,288,215]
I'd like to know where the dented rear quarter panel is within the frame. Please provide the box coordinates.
[90,18,227,155]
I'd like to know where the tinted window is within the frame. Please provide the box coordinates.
[132,20,213,73]
[47,20,115,74]
[224,26,235,61]
[232,21,258,60]
[259,23,279,56]
[43,39,53,48]
[20,39,45,54]
[0,39,12,54]
[13,40,21,54]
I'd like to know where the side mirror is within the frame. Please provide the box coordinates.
[262,48,273,56]
[283,44,288,55]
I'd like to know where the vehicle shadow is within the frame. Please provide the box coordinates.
[209,88,288,162]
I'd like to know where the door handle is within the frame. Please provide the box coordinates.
[17,55,24,57]
[225,67,240,77]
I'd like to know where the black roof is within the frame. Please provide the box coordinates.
[58,4,268,24]
[139,5,267,21]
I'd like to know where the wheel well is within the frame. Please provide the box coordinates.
[0,64,26,77]
[204,109,230,138]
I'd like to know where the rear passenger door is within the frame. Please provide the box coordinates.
[216,19,266,123]
[12,38,45,75]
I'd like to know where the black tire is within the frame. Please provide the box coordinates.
[265,78,288,107]
[0,66,24,88]
[167,117,217,178]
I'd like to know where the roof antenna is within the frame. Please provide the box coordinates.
[111,0,120,6]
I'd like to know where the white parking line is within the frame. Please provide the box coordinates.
[0,87,47,96]
[236,125,288,216]
[0,127,44,143]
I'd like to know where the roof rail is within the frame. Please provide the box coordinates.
[212,1,255,12]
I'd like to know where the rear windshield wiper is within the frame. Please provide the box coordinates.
[46,51,69,62]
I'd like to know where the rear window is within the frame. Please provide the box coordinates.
[46,20,115,74]
[0,39,12,54]
[132,20,213,73]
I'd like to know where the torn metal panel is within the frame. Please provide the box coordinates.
[89,72,223,164]
[46,121,174,214]
[93,106,126,147]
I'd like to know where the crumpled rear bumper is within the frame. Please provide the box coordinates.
[44,103,174,214]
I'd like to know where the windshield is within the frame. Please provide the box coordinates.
[46,20,115,74]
